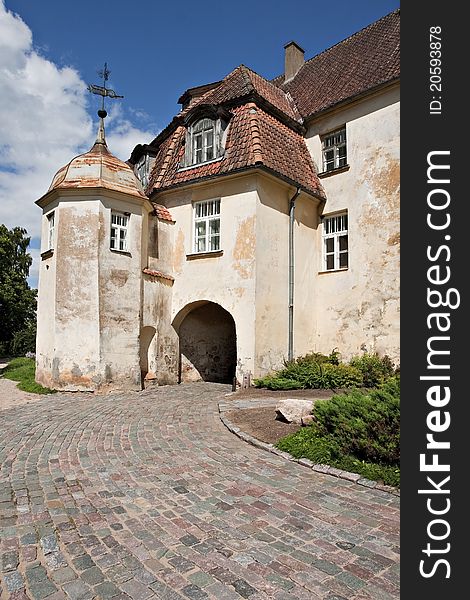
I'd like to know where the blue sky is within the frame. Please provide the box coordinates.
[0,0,399,286]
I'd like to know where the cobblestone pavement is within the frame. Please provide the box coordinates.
[0,383,400,600]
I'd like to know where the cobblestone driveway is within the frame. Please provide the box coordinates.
[0,383,399,600]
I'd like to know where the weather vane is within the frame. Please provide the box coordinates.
[87,62,123,117]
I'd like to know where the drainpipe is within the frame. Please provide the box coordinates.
[288,187,301,362]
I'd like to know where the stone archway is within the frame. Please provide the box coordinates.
[174,302,237,384]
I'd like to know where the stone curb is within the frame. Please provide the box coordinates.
[218,402,400,497]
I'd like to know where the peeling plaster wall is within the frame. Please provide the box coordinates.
[254,176,319,377]
[97,197,145,391]
[141,215,178,385]
[36,194,147,392]
[36,201,59,388]
[305,86,400,362]
[36,199,102,390]
[160,175,258,382]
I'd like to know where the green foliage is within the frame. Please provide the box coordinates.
[0,225,37,356]
[255,349,397,391]
[349,352,396,387]
[11,323,37,356]
[1,357,55,394]
[276,379,400,487]
[314,377,400,463]
[254,353,363,390]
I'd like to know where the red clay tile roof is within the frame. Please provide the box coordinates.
[273,10,400,119]
[152,203,174,222]
[142,268,174,282]
[148,103,325,199]
[136,11,398,199]
[183,66,302,124]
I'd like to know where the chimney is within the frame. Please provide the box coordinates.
[284,41,305,83]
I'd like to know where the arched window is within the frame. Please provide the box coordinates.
[190,118,215,165]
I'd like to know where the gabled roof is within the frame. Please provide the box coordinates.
[273,9,400,119]
[147,103,325,199]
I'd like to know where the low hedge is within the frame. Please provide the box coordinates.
[276,378,400,486]
[254,351,397,390]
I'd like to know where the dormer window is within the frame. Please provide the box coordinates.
[190,118,215,165]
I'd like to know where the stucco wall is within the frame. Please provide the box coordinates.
[254,175,320,377]
[305,86,400,362]
[97,197,144,390]
[36,193,149,391]
[36,199,59,387]
[159,175,258,382]
[36,198,102,390]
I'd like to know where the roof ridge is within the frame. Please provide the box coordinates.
[237,64,255,93]
[247,103,263,165]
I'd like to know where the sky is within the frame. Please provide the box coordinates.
[0,0,399,287]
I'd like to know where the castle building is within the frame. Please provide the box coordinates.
[35,10,400,391]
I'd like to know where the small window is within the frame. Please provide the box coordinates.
[190,118,215,165]
[194,199,220,253]
[136,155,150,188]
[47,212,55,250]
[110,212,129,252]
[322,212,348,271]
[322,127,347,172]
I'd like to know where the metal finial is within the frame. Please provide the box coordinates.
[87,62,124,115]
[87,63,124,145]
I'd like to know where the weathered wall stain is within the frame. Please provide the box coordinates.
[232,215,255,279]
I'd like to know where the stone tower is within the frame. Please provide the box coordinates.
[35,115,152,391]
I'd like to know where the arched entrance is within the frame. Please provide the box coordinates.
[174,301,237,384]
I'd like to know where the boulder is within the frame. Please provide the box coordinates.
[275,399,313,424]
[301,414,315,426]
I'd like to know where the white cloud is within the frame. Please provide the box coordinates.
[0,1,154,248]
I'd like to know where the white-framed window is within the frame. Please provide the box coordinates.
[110,212,129,252]
[190,118,215,165]
[47,212,55,250]
[322,212,348,271]
[193,199,220,253]
[136,154,150,188]
[322,127,347,172]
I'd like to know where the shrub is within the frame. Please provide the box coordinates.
[254,360,362,390]
[314,377,400,464]
[276,378,400,486]
[349,352,396,387]
[287,349,341,367]
[11,323,36,357]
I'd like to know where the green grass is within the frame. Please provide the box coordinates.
[277,429,400,487]
[1,357,56,394]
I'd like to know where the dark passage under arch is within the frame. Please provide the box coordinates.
[178,302,236,384]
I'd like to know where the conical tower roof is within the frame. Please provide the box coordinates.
[48,116,146,199]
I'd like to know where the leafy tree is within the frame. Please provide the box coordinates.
[0,225,37,356]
